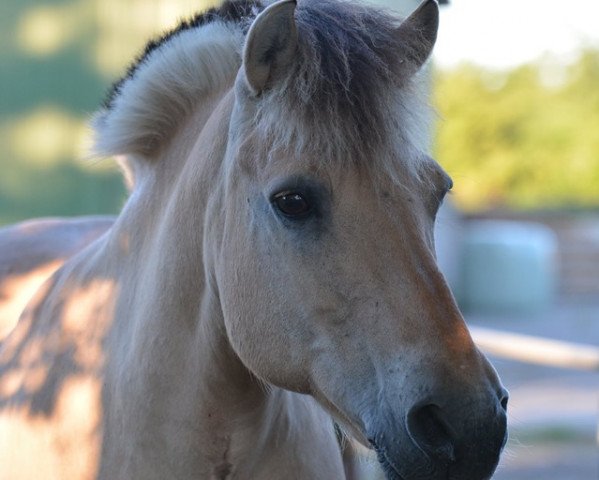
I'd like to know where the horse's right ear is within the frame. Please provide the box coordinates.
[243,0,298,95]
[395,0,439,78]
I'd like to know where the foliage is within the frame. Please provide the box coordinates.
[0,0,218,226]
[433,49,599,211]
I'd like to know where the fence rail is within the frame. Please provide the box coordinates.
[470,326,599,371]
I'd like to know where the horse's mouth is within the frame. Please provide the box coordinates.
[370,439,407,480]
[371,439,498,480]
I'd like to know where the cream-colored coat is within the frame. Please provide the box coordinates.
[0,217,113,339]
[0,2,507,479]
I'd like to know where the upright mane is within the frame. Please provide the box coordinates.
[92,0,431,176]
[92,0,264,158]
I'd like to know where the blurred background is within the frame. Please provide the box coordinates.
[1,0,598,478]
[0,0,223,224]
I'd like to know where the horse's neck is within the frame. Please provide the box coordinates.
[94,93,343,478]
[102,239,340,477]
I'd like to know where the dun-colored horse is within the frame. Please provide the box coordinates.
[0,217,113,339]
[0,1,507,479]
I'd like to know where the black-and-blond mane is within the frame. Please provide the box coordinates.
[93,0,431,177]
[103,0,264,111]
[92,1,264,158]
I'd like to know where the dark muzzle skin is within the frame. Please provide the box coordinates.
[367,384,508,480]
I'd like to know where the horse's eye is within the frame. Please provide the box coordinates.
[272,192,311,218]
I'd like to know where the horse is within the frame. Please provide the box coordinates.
[0,217,114,339]
[0,1,508,478]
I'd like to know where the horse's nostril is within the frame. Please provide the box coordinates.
[499,389,509,411]
[406,403,456,464]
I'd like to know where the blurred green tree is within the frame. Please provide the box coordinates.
[433,49,599,211]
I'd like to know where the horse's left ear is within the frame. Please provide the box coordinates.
[243,0,298,95]
[396,0,439,78]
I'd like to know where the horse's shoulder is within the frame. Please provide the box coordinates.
[0,216,114,270]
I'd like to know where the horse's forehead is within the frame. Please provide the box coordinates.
[233,132,437,203]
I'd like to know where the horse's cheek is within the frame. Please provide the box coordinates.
[218,256,311,391]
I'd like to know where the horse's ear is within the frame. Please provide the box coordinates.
[396,0,439,77]
[243,0,298,95]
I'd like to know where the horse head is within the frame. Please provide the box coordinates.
[212,1,507,479]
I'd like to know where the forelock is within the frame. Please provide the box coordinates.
[249,0,431,175]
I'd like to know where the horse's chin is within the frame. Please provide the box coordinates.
[373,447,407,480]
[375,451,441,480]
[374,447,500,480]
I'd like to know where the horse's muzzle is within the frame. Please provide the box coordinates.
[368,387,509,480]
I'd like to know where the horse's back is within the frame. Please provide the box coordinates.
[0,218,116,479]
[0,216,114,339]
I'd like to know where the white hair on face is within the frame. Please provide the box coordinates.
[91,21,244,159]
